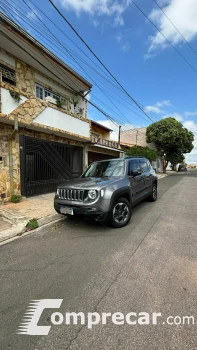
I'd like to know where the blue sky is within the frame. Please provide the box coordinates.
[2,0,197,163]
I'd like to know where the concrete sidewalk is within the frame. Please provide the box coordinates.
[0,172,172,243]
[0,193,63,243]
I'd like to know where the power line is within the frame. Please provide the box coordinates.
[153,0,197,58]
[0,6,152,145]
[0,29,116,123]
[48,0,155,123]
[0,27,148,144]
[2,0,158,125]
[132,0,197,75]
[1,0,155,132]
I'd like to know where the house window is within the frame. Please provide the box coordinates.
[36,85,43,100]
[35,83,66,102]
[0,63,16,85]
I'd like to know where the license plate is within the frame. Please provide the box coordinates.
[60,206,74,215]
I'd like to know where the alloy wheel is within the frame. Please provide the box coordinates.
[153,185,157,200]
[113,202,129,224]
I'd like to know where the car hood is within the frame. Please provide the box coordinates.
[58,177,123,190]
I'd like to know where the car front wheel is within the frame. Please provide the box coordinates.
[149,183,157,202]
[109,197,132,228]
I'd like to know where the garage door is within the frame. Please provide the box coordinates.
[88,151,116,165]
[19,135,83,197]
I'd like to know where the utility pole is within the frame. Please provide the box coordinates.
[118,125,121,146]
[136,131,139,145]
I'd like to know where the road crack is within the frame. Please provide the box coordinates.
[65,214,161,349]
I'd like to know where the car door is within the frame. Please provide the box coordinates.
[128,160,146,203]
[140,160,152,195]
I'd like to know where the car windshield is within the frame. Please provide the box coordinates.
[82,160,125,178]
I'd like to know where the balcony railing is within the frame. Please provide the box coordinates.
[91,134,119,149]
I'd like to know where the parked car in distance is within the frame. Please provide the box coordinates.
[178,164,187,172]
[54,157,158,228]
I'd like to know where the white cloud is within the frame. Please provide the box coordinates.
[183,120,197,134]
[145,100,171,114]
[183,120,197,164]
[162,112,183,122]
[145,105,162,114]
[115,33,123,43]
[156,100,171,107]
[147,0,197,54]
[57,0,131,26]
[92,19,100,27]
[184,111,197,117]
[121,41,130,53]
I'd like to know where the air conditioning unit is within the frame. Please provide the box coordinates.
[45,96,56,104]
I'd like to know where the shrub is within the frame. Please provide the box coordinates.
[11,194,22,203]
[26,218,39,231]
[56,99,63,108]
[9,90,21,102]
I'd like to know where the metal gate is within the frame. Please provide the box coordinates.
[19,135,83,197]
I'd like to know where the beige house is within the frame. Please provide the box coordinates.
[0,13,92,199]
[85,120,124,166]
[120,127,163,172]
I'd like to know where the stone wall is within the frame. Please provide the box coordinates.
[0,82,91,141]
[0,123,20,199]
[0,122,85,200]
[15,59,35,95]
[0,48,87,118]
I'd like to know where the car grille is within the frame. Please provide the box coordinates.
[58,189,84,201]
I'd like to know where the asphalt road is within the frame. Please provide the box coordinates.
[1,170,197,350]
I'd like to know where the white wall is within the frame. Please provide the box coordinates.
[34,107,90,139]
[0,50,15,67]
[35,72,85,117]
[1,88,27,115]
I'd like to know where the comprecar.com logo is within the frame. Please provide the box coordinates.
[17,299,63,335]
[17,299,197,335]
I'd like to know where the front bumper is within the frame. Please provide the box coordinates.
[54,201,109,223]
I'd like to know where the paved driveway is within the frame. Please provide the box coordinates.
[1,170,197,350]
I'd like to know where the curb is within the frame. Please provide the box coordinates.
[0,212,64,245]
[0,172,173,245]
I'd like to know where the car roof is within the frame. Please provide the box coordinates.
[124,156,147,160]
[94,157,147,163]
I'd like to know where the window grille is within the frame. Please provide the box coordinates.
[0,64,16,85]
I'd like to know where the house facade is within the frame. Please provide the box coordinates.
[0,13,92,199]
[85,120,124,166]
[120,127,163,172]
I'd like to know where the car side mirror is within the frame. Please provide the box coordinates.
[132,169,141,177]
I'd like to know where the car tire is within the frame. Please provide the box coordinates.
[55,209,61,214]
[109,197,132,228]
[149,183,157,202]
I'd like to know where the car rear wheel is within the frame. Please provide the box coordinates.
[109,197,132,228]
[149,183,157,202]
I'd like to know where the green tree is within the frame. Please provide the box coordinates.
[169,153,185,171]
[146,118,194,172]
[126,145,157,161]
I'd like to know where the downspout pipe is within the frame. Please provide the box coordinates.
[8,117,18,196]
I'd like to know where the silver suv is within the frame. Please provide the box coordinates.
[54,157,158,228]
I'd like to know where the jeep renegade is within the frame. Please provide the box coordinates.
[54,157,158,228]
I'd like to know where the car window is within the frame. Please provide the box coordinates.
[82,160,125,178]
[146,160,152,170]
[140,161,148,173]
[128,161,141,175]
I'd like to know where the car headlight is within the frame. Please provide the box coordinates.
[88,190,97,200]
